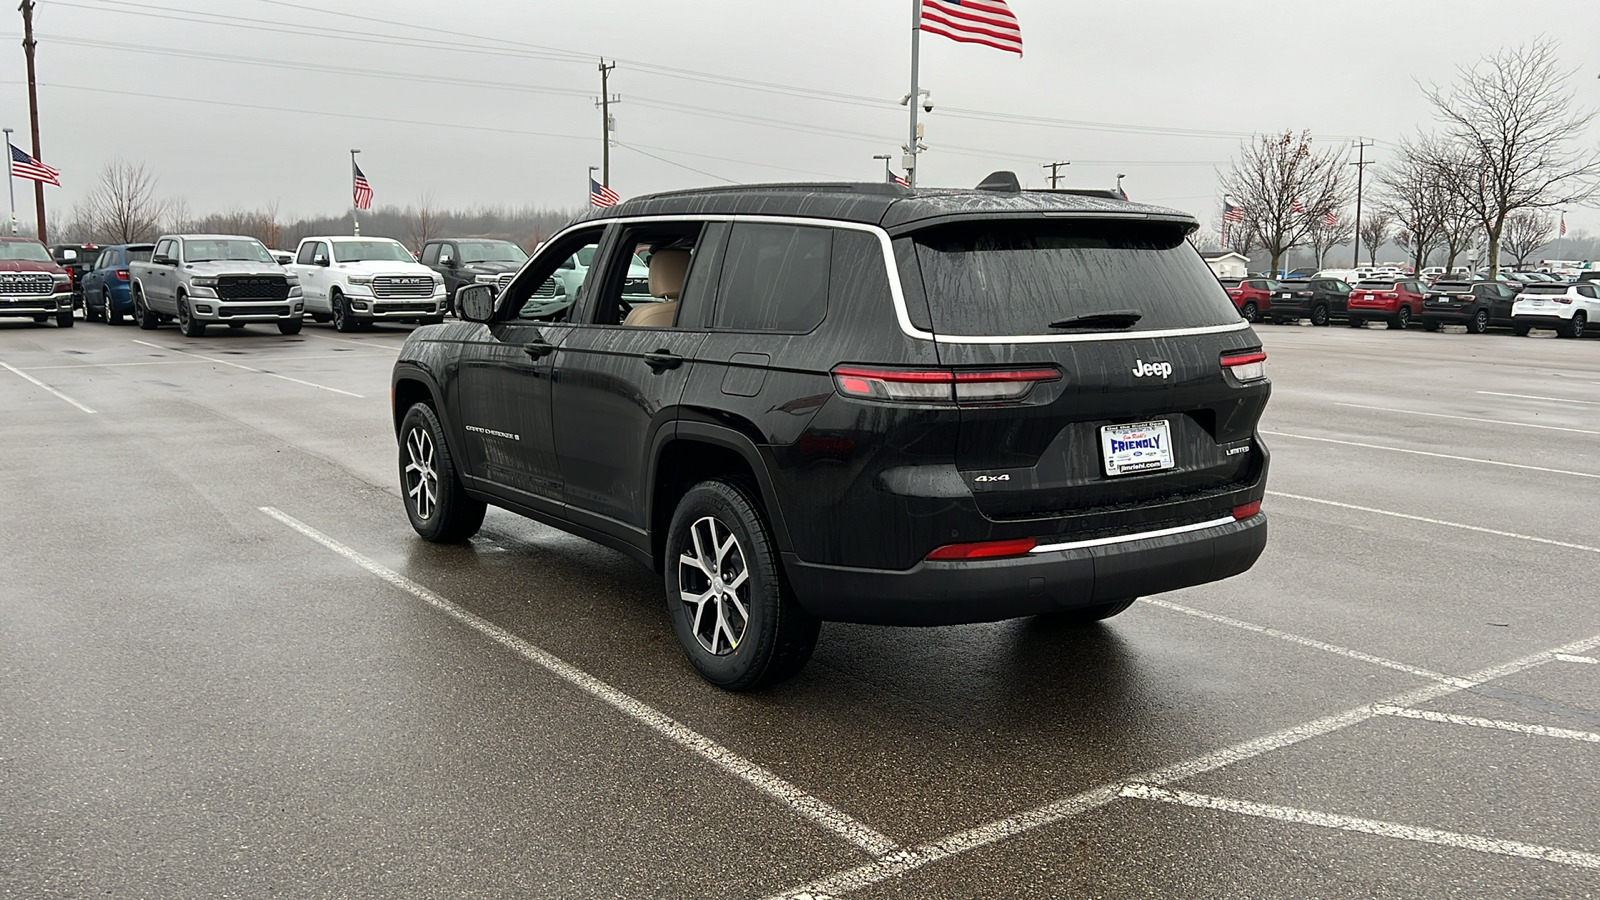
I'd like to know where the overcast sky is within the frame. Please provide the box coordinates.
[3,0,1597,235]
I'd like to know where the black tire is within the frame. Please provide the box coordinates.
[134,289,159,330]
[1389,306,1411,330]
[228,322,246,329]
[665,480,819,691]
[1310,304,1329,327]
[311,313,331,324]
[1467,309,1489,334]
[1559,312,1586,339]
[1240,301,1258,323]
[106,294,124,325]
[1348,317,1364,328]
[398,402,485,543]
[277,318,303,335]
[1039,598,1137,626]
[1513,321,1532,337]
[176,295,206,337]
[1423,319,1440,332]
[31,314,47,323]
[331,290,359,333]
[56,310,73,328]
[85,300,104,322]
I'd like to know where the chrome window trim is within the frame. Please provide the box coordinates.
[520,213,1248,344]
[1030,515,1239,555]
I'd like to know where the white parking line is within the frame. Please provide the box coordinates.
[1123,784,1600,869]
[1142,598,1465,685]
[1266,491,1600,555]
[763,630,1600,899]
[1477,390,1600,406]
[259,507,898,859]
[1556,654,1598,665]
[131,340,364,398]
[1261,431,1600,480]
[25,352,390,370]
[0,360,97,414]
[1376,706,1600,744]
[1336,403,1600,436]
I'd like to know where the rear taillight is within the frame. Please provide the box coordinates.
[926,537,1037,561]
[116,269,129,281]
[1220,351,1266,382]
[832,365,1060,404]
[1381,292,1398,299]
[1233,500,1262,520]
[1555,296,1573,304]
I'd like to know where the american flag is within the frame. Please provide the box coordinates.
[590,178,620,208]
[1291,198,1306,214]
[1560,213,1567,237]
[352,162,373,210]
[1222,199,1245,223]
[890,171,910,187]
[9,143,59,186]
[1323,211,1339,227]
[920,0,1023,56]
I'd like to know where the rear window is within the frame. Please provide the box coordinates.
[1355,281,1396,290]
[904,219,1238,337]
[1431,282,1472,292]
[1218,278,1243,288]
[1521,284,1569,295]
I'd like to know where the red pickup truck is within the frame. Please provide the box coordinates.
[1347,279,1425,329]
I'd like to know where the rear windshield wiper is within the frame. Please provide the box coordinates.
[1048,309,1142,330]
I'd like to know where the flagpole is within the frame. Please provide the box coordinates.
[905,0,922,189]
[3,128,15,237]
[349,149,361,236]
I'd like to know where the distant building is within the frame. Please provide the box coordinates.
[1201,251,1249,279]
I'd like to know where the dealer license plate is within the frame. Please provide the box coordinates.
[1101,420,1175,477]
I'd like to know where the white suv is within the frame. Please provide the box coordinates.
[1512,282,1600,338]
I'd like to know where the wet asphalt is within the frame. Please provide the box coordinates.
[2,315,1597,899]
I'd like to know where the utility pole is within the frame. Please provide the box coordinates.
[1042,161,1070,189]
[1349,138,1375,268]
[20,0,45,242]
[597,59,618,188]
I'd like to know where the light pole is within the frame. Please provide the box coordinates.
[588,166,599,204]
[350,148,361,236]
[872,154,892,184]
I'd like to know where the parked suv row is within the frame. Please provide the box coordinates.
[392,180,1272,689]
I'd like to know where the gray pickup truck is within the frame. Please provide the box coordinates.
[128,234,304,337]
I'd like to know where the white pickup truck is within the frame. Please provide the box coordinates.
[284,236,446,332]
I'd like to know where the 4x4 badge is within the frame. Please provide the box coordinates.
[973,474,1010,483]
[1131,359,1173,379]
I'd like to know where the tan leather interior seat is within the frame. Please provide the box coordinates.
[623,249,691,327]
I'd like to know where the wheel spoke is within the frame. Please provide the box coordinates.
[725,568,748,590]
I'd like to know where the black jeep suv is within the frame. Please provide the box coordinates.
[391,179,1272,689]
[1421,279,1518,333]
[1268,276,1351,326]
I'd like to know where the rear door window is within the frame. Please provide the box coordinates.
[712,223,831,333]
[905,219,1239,336]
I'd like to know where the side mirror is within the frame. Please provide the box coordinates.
[444,258,459,268]
[152,255,172,266]
[313,256,329,267]
[456,284,497,323]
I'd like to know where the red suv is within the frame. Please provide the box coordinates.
[1220,278,1275,323]
[1347,278,1425,329]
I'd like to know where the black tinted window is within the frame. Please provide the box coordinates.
[909,219,1238,336]
[126,248,152,263]
[713,223,831,333]
[1522,284,1567,295]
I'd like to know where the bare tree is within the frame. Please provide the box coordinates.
[1218,130,1352,275]
[76,159,168,243]
[165,196,195,233]
[1378,142,1445,273]
[1305,212,1353,268]
[1502,210,1555,266]
[1358,210,1392,265]
[1421,39,1600,277]
[409,191,440,251]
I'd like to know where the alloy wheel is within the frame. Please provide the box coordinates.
[677,516,751,656]
[403,426,438,520]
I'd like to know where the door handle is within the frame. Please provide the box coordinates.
[644,350,683,372]
[523,339,554,359]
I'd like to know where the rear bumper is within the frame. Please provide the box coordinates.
[783,513,1268,625]
[0,294,71,316]
[1512,313,1570,326]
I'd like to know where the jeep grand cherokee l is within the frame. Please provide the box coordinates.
[390,179,1271,690]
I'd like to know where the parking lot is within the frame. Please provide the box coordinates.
[3,318,1598,898]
